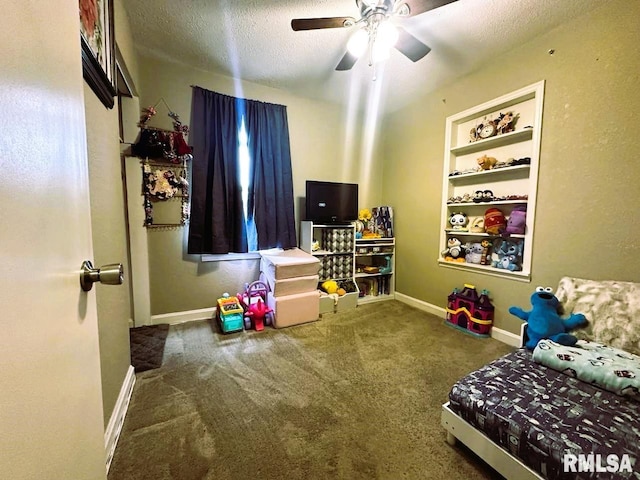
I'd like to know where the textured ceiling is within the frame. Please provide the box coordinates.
[123,0,605,111]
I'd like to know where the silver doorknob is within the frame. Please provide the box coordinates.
[80,260,124,292]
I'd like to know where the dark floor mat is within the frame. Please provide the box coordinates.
[129,324,170,373]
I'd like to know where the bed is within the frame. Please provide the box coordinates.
[441,277,640,480]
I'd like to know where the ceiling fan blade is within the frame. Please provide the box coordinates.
[395,27,431,62]
[398,0,457,17]
[291,17,356,31]
[336,51,359,71]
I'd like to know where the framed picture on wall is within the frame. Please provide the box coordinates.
[80,0,116,109]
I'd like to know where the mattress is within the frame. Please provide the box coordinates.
[267,291,319,328]
[260,248,320,280]
[260,270,319,297]
[448,349,640,480]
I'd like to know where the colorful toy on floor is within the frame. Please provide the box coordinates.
[237,281,274,331]
[216,293,245,334]
[446,284,494,337]
[509,286,588,350]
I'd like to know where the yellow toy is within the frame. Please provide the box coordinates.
[477,154,497,170]
[321,280,339,295]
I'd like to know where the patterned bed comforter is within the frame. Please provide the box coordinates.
[449,349,640,480]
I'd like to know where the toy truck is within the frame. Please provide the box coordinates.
[216,293,245,334]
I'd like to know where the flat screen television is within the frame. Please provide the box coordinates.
[305,180,358,224]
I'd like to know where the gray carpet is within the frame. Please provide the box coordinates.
[108,301,513,480]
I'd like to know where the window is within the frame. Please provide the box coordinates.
[238,117,258,252]
[188,87,296,256]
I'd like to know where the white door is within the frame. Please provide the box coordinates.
[0,1,107,479]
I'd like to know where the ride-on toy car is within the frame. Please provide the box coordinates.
[237,281,274,331]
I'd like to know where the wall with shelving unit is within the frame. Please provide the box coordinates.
[300,221,356,283]
[355,237,395,304]
[439,81,544,281]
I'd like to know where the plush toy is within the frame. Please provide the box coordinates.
[509,286,588,350]
[464,242,483,264]
[441,237,466,262]
[505,205,527,235]
[469,216,485,233]
[321,280,338,294]
[484,208,506,235]
[479,239,492,265]
[448,212,468,231]
[491,238,523,271]
[496,111,518,135]
[477,155,497,170]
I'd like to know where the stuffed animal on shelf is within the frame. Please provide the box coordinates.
[505,205,527,235]
[496,111,518,135]
[477,155,497,170]
[484,208,506,235]
[491,238,523,271]
[509,286,588,350]
[469,216,485,233]
[448,212,469,231]
[441,237,466,262]
[465,242,483,264]
[480,239,492,265]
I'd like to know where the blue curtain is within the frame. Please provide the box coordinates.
[245,99,297,250]
[188,88,247,254]
[188,87,296,253]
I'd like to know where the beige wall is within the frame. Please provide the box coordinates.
[382,0,640,334]
[134,54,384,315]
[83,0,140,427]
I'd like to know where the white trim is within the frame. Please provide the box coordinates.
[151,307,216,325]
[395,291,446,318]
[441,402,543,480]
[105,365,136,474]
[395,292,522,347]
[490,326,521,347]
[201,252,261,262]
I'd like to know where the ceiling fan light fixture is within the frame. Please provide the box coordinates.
[376,21,399,49]
[347,28,369,57]
[396,3,410,16]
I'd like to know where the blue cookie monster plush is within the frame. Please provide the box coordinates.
[509,286,588,350]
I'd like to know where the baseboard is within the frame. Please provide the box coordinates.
[490,326,521,347]
[394,292,447,318]
[105,365,136,474]
[394,292,520,347]
[150,307,216,325]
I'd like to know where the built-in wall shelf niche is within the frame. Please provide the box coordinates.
[438,81,545,281]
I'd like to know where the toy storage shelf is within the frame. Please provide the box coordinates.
[439,81,545,281]
[355,237,395,304]
[300,221,360,312]
[448,165,530,183]
[299,220,358,300]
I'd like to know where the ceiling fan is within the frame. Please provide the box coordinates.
[291,0,457,71]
